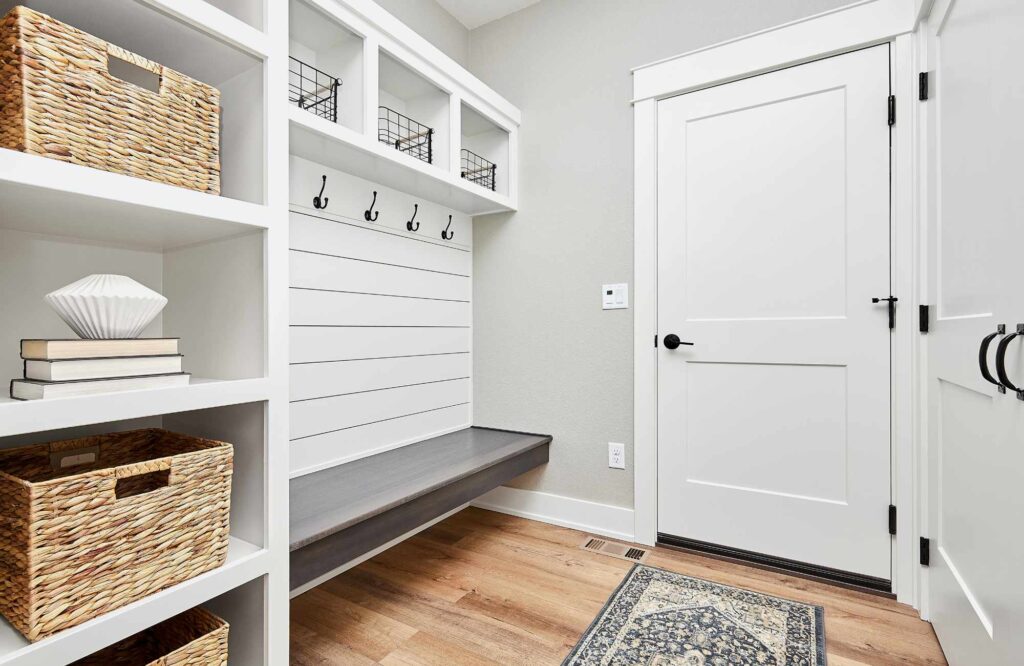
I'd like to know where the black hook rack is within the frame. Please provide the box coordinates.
[406,203,419,231]
[441,214,454,240]
[364,191,379,222]
[313,175,328,210]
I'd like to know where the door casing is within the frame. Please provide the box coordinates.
[631,0,925,608]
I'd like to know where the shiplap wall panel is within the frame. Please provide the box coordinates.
[290,403,471,476]
[290,250,471,300]
[291,290,470,326]
[290,353,470,402]
[289,156,472,476]
[290,213,471,275]
[290,327,470,363]
[291,378,470,440]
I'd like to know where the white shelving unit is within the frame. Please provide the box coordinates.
[0,0,289,663]
[289,0,521,216]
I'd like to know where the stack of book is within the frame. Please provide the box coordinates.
[10,338,190,400]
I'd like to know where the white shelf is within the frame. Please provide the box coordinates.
[0,537,268,666]
[289,107,516,216]
[0,377,272,438]
[0,150,273,251]
[136,0,269,58]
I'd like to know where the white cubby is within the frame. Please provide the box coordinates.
[379,50,451,171]
[460,102,510,196]
[0,401,270,665]
[202,0,264,31]
[0,0,266,205]
[289,0,364,134]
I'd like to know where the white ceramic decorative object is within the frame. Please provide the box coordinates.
[44,274,168,339]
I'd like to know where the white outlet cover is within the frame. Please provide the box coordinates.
[602,283,628,310]
[608,442,626,469]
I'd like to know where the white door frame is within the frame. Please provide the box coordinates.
[631,0,926,607]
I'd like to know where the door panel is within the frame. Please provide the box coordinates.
[924,0,1024,662]
[657,45,892,581]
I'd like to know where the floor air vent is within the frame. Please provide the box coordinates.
[580,536,650,563]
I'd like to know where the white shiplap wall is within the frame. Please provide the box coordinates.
[289,156,472,477]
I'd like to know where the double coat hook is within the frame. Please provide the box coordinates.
[364,191,379,222]
[441,215,454,241]
[313,175,328,209]
[406,204,419,231]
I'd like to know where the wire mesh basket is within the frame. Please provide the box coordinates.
[289,56,340,123]
[378,106,433,164]
[460,149,496,191]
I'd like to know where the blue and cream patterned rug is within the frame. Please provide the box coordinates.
[564,564,825,666]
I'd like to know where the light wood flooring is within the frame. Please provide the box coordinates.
[290,507,946,665]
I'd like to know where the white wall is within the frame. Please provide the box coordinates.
[373,0,470,66]
[466,0,856,510]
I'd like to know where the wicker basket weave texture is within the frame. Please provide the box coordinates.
[0,428,233,642]
[71,606,229,665]
[0,5,221,194]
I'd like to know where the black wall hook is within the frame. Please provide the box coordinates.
[364,191,379,222]
[441,214,454,240]
[313,175,328,209]
[406,203,419,231]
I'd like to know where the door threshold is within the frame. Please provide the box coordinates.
[657,533,893,598]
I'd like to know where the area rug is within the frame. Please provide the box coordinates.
[563,564,825,666]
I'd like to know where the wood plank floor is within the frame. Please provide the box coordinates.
[291,507,947,665]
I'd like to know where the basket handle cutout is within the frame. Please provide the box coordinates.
[106,46,163,94]
[50,446,100,470]
[115,468,171,499]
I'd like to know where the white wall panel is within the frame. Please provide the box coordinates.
[290,403,471,476]
[290,326,470,362]
[290,353,470,401]
[291,378,470,440]
[289,157,472,474]
[291,289,470,326]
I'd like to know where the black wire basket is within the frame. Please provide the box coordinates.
[378,106,433,164]
[290,56,341,123]
[460,149,496,191]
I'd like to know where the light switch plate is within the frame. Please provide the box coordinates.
[602,283,628,310]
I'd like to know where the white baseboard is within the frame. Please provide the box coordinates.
[472,486,635,543]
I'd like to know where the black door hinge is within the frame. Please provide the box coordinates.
[888,505,897,535]
[920,537,931,566]
[919,72,929,101]
[888,95,896,126]
[919,304,930,333]
[654,334,658,348]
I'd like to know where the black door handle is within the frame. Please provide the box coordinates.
[872,296,898,329]
[663,334,694,350]
[979,325,1005,392]
[995,324,1024,400]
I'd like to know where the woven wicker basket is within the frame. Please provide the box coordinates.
[0,428,233,642]
[72,607,229,665]
[0,5,221,194]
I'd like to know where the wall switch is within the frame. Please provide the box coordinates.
[602,283,629,310]
[608,442,625,469]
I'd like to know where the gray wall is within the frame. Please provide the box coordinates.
[373,0,470,66]
[467,0,853,510]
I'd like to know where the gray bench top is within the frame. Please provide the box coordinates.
[289,426,552,550]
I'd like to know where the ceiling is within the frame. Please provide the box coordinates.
[435,0,541,29]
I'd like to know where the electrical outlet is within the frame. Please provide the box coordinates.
[608,442,625,469]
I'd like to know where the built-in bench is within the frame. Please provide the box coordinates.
[289,426,551,591]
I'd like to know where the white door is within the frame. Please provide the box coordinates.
[657,45,892,583]
[923,0,1024,662]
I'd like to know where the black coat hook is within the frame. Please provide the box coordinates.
[364,191,379,222]
[406,203,420,231]
[441,214,454,240]
[313,175,328,209]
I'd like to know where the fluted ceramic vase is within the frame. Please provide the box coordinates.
[44,274,168,339]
